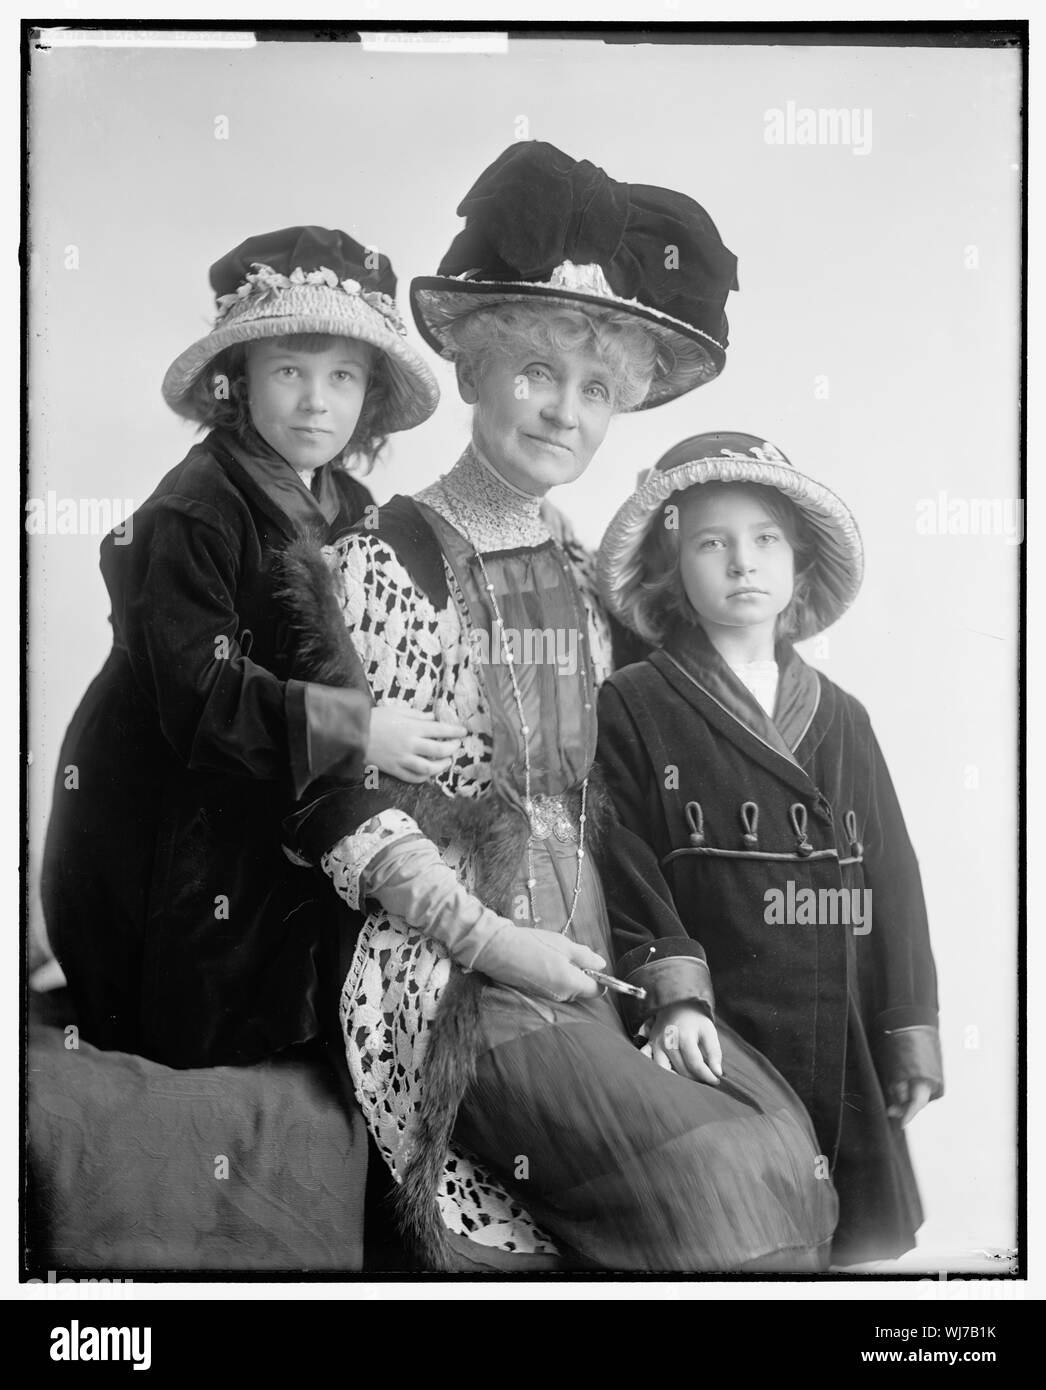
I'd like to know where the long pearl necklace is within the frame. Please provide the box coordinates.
[441,490,589,937]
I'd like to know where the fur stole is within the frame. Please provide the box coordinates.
[275,531,366,688]
[275,529,617,1271]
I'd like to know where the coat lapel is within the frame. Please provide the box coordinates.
[771,642,822,752]
[208,428,338,540]
[649,647,823,801]
[791,675,835,765]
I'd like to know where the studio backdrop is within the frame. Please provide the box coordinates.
[26,30,1021,1266]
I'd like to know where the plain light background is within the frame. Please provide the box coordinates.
[27,34,1021,1264]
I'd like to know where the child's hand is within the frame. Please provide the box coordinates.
[539,497,578,547]
[647,1002,723,1086]
[885,1078,933,1127]
[366,707,467,783]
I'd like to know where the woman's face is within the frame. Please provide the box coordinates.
[676,485,797,638]
[245,338,373,470]
[460,337,617,495]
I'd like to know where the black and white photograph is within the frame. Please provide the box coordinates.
[17,9,1033,1331]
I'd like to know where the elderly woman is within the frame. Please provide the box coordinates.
[288,143,838,1271]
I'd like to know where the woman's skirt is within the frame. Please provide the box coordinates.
[456,985,837,1271]
[342,821,837,1270]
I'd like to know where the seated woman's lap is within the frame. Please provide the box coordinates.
[452,988,837,1271]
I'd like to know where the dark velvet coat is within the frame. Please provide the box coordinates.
[596,630,943,1264]
[42,429,373,1068]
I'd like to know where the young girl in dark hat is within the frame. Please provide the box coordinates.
[596,432,944,1266]
[286,143,839,1271]
[42,225,467,1068]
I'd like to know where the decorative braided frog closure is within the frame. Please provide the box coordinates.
[663,798,840,866]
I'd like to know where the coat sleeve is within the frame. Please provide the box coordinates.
[284,529,455,861]
[856,709,944,1099]
[112,497,369,792]
[596,679,715,1032]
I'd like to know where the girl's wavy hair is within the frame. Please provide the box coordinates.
[183,332,390,473]
[446,302,663,411]
[623,481,820,645]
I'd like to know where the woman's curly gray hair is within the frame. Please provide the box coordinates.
[446,302,661,412]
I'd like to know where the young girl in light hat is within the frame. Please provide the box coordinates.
[42,225,466,1069]
[596,431,943,1265]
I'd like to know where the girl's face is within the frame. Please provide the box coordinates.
[459,338,616,495]
[245,339,373,470]
[676,485,797,638]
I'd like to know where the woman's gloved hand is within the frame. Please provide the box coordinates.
[359,832,603,1000]
[470,924,604,1001]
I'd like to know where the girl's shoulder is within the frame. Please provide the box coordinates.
[148,436,249,508]
[123,439,251,545]
[599,655,679,719]
[602,651,667,690]
[801,663,871,729]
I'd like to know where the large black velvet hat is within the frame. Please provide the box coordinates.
[410,142,739,408]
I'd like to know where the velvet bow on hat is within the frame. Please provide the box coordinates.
[209,225,397,302]
[410,141,739,408]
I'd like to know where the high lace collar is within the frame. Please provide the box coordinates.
[416,443,550,552]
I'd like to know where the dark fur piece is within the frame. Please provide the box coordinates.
[392,968,486,1270]
[275,533,364,688]
[272,528,619,1270]
[375,780,526,913]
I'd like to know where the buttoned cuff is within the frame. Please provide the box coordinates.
[287,679,371,800]
[617,939,715,1033]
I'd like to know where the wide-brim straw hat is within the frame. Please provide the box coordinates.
[162,225,439,433]
[410,141,739,410]
[598,432,864,641]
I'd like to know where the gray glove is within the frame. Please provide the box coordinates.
[364,836,604,1001]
